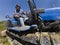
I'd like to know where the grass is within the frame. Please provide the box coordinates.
[0,21,6,31]
[4,42,10,45]
[0,36,10,45]
[0,21,10,45]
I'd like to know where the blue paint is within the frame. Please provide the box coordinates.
[40,7,60,20]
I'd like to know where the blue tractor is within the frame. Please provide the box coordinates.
[6,0,60,45]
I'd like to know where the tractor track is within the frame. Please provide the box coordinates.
[40,32,60,45]
[40,32,51,45]
[6,31,60,45]
[49,32,60,45]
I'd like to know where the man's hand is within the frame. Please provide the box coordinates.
[14,14,19,18]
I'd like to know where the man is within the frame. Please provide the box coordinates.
[13,4,27,26]
[14,4,26,20]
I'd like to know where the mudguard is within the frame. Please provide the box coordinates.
[40,7,60,20]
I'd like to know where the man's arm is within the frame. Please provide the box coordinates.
[20,9,26,15]
[13,11,19,18]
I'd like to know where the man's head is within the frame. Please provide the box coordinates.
[16,4,21,11]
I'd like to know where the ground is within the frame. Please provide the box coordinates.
[0,21,60,45]
[0,21,10,45]
[0,21,6,31]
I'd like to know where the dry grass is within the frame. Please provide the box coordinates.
[0,21,10,45]
[51,32,60,43]
[0,21,6,31]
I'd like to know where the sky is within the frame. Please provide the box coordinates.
[0,0,60,21]
[0,0,29,21]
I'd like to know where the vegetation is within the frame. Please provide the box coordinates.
[0,21,6,31]
[0,21,10,45]
[1,36,10,45]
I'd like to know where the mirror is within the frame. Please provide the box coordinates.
[5,15,10,18]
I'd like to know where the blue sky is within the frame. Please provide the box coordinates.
[0,0,60,21]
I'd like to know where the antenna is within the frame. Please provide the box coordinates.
[32,0,36,8]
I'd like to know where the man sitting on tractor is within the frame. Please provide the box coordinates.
[13,4,28,26]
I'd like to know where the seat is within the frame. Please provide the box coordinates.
[8,25,37,32]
